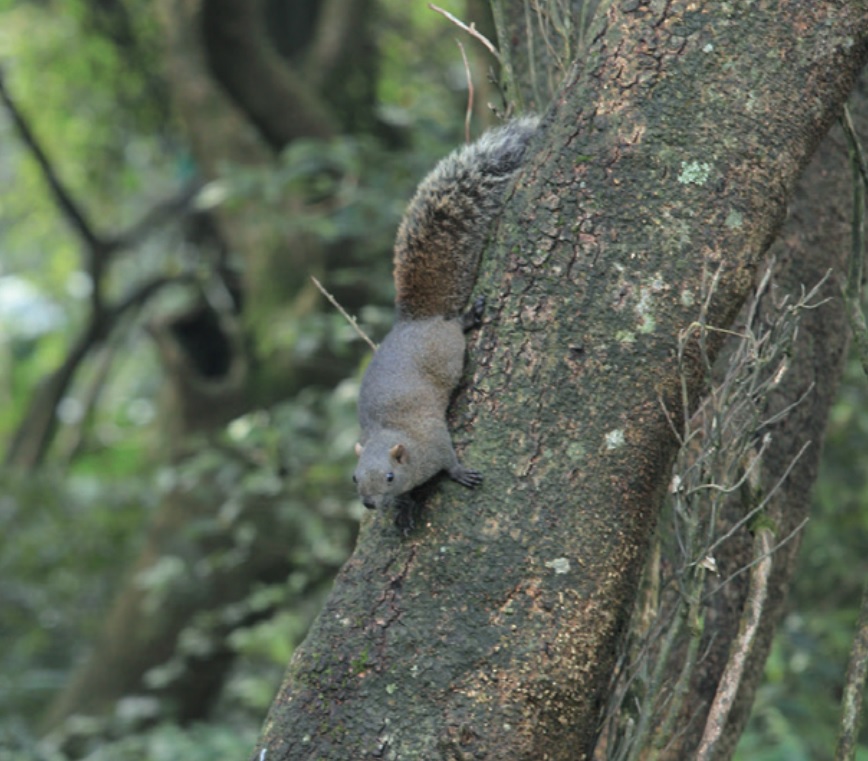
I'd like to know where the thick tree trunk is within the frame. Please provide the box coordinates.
[251,2,868,759]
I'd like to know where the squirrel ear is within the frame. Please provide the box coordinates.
[354,442,363,457]
[389,443,408,464]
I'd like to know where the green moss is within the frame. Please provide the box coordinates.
[351,647,370,674]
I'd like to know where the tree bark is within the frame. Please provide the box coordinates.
[251,2,868,760]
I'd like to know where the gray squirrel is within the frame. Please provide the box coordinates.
[354,116,539,511]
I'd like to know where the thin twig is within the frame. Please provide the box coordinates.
[695,528,774,761]
[111,274,194,321]
[703,518,809,602]
[699,440,811,563]
[310,276,377,351]
[840,104,868,378]
[428,4,503,64]
[843,104,868,199]
[456,39,473,144]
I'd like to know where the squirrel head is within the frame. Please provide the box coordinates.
[353,440,412,510]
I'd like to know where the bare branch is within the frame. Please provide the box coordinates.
[0,65,104,254]
[840,105,868,379]
[310,276,377,351]
[200,0,335,148]
[5,274,193,470]
[456,39,474,144]
[428,3,503,64]
[111,274,194,321]
[110,180,203,252]
[305,0,371,89]
[695,528,774,761]
[834,101,868,761]
[4,319,102,470]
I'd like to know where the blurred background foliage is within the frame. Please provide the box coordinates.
[0,0,865,759]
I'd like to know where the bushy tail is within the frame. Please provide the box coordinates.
[393,116,539,320]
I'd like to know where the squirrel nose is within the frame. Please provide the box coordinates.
[362,497,377,510]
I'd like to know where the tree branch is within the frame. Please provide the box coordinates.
[835,579,868,761]
[305,0,373,88]
[835,100,868,761]
[4,274,192,470]
[695,529,773,761]
[0,65,200,322]
[109,180,203,252]
[200,0,336,149]
[0,65,103,253]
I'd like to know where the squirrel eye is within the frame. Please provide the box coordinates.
[385,472,395,483]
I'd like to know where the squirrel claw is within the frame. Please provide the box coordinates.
[450,467,483,488]
[461,296,486,332]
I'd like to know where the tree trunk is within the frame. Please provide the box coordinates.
[250,2,868,759]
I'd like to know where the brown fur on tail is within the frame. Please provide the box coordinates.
[393,116,539,320]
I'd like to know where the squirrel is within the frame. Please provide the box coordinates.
[353,116,539,511]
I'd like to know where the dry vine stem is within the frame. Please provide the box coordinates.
[599,260,827,761]
[833,103,868,761]
[455,39,474,144]
[695,528,774,761]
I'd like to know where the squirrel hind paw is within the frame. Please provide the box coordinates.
[461,296,486,332]
[449,466,483,488]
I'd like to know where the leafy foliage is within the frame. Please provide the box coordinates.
[0,468,154,747]
[0,0,496,755]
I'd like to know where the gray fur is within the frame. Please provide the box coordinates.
[355,117,539,510]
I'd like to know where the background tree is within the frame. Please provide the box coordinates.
[1,0,491,754]
[0,1,867,760]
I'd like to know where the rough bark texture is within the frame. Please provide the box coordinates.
[252,2,868,760]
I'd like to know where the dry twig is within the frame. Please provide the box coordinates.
[456,39,474,144]
[428,4,503,64]
[311,276,377,352]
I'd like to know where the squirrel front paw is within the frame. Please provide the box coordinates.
[449,465,483,488]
